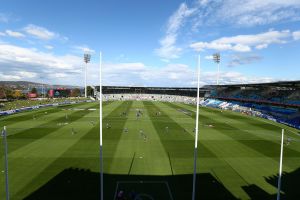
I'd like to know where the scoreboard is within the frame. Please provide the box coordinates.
[48,88,71,97]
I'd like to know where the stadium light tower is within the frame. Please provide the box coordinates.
[84,53,91,98]
[213,53,221,85]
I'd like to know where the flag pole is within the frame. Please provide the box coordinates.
[192,55,201,200]
[277,129,284,200]
[99,52,103,200]
[2,126,10,200]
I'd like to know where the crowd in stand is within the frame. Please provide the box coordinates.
[201,99,300,129]
[207,84,300,129]
[211,85,300,106]
[103,94,198,104]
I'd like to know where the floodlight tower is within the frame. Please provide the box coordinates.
[84,53,91,98]
[213,53,221,85]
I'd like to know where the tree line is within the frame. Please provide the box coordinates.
[0,86,94,99]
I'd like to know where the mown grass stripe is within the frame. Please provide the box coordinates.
[161,102,276,198]
[9,101,119,199]
[4,102,102,137]
[183,103,299,135]
[0,103,104,156]
[103,101,133,172]
[0,107,59,125]
[166,102,300,168]
[0,101,104,125]
[143,101,218,173]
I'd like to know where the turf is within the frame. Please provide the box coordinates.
[0,101,300,199]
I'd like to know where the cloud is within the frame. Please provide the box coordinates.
[49,73,68,78]
[191,42,251,52]
[16,71,37,78]
[0,73,22,80]
[201,71,275,85]
[44,45,54,50]
[88,60,278,87]
[192,0,300,29]
[156,0,300,59]
[166,3,196,34]
[74,46,95,54]
[226,0,300,26]
[97,62,198,87]
[228,54,263,67]
[0,71,37,81]
[24,24,56,40]
[0,44,86,85]
[155,3,196,59]
[190,29,291,52]
[155,43,182,60]
[0,43,285,86]
[293,31,300,40]
[115,54,129,62]
[5,30,25,38]
[0,32,5,36]
[104,62,145,71]
[0,44,82,70]
[204,55,213,60]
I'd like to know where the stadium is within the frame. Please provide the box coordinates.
[1,80,299,200]
[1,1,300,200]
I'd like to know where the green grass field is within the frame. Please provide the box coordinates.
[0,101,300,199]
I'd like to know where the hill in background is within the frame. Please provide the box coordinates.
[0,81,80,90]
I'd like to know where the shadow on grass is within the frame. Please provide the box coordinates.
[24,168,238,200]
[243,168,300,200]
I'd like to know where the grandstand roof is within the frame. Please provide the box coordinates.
[95,86,209,97]
[205,80,300,88]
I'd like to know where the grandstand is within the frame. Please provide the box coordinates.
[97,86,208,97]
[205,81,300,129]
[208,81,300,106]
[2,82,298,129]
[92,82,300,130]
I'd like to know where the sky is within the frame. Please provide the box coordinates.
[0,0,300,87]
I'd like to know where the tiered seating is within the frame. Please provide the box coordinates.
[208,82,300,129]
[212,86,300,106]
[103,94,199,105]
[202,98,300,129]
